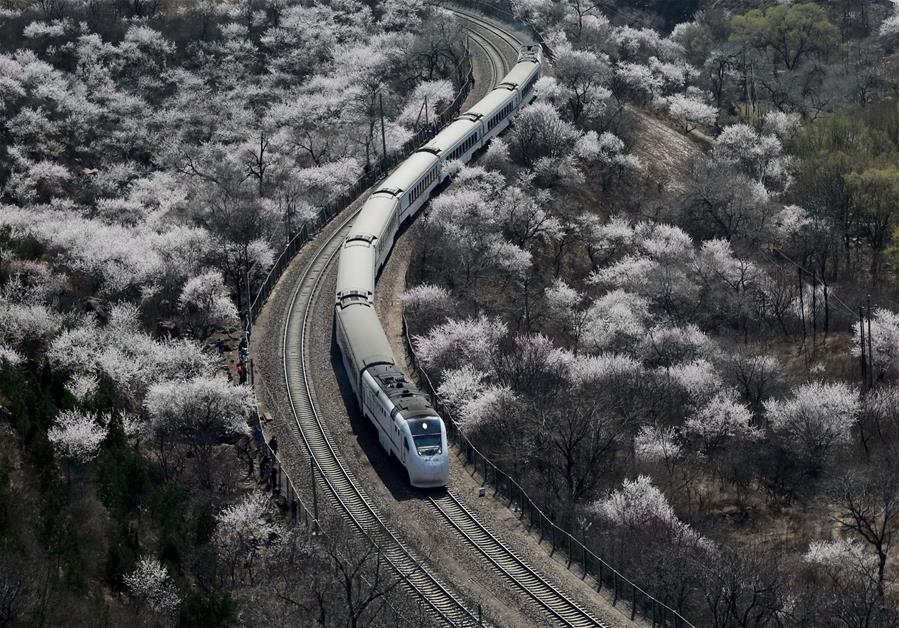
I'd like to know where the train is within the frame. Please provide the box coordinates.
[334,44,543,488]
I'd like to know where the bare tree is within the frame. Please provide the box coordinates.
[835,470,899,598]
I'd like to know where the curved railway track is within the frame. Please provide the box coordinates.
[431,491,606,627]
[277,7,608,627]
[466,29,506,89]
[281,208,480,626]
[448,5,524,57]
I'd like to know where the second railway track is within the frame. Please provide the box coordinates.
[281,206,480,626]
[430,491,606,627]
[275,7,610,627]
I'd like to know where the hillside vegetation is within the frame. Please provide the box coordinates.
[0,0,462,624]
[403,0,899,625]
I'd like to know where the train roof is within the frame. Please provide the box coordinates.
[517,44,542,64]
[336,241,375,302]
[367,363,436,420]
[500,61,539,90]
[336,303,395,370]
[420,118,478,156]
[464,88,515,118]
[348,195,397,241]
[376,152,440,193]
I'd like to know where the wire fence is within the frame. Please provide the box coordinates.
[236,52,476,626]
[239,9,686,624]
[401,312,695,628]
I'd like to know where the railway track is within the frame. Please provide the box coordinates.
[447,4,524,58]
[430,491,607,627]
[466,28,508,88]
[276,7,610,627]
[281,207,481,627]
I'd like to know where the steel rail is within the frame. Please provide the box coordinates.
[448,6,523,57]
[430,11,609,628]
[280,207,479,627]
[430,492,607,628]
[279,11,606,628]
[466,29,504,88]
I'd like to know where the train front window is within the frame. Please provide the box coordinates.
[409,419,442,456]
[413,434,442,456]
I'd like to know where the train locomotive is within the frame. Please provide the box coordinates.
[334,44,543,488]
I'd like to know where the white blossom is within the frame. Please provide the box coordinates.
[642,324,715,368]
[179,270,239,336]
[0,344,23,365]
[668,359,724,404]
[771,204,811,244]
[666,94,716,132]
[852,308,899,374]
[458,385,516,431]
[437,365,487,411]
[144,376,253,438]
[566,352,644,387]
[396,80,454,128]
[685,393,760,451]
[634,425,681,463]
[213,491,282,571]
[765,382,860,461]
[47,409,109,462]
[595,475,676,527]
[881,1,899,36]
[48,311,215,403]
[65,373,99,402]
[582,290,650,351]
[413,315,507,373]
[594,475,714,552]
[805,539,877,575]
[124,556,181,614]
[762,111,801,142]
[402,283,453,318]
[480,137,511,171]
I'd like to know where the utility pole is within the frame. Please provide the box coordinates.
[379,92,387,171]
[859,306,868,391]
[798,267,806,342]
[867,295,874,386]
[811,271,817,345]
[245,267,253,326]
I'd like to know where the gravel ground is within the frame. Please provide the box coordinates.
[377,220,644,628]
[247,8,676,625]
[248,37,575,628]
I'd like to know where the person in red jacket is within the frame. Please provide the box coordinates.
[236,361,247,385]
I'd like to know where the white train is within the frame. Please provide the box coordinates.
[334,44,543,488]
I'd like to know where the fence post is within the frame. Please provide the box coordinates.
[631,584,637,620]
[567,534,572,569]
[613,572,619,605]
[551,520,556,555]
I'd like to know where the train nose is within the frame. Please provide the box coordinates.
[412,456,449,487]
